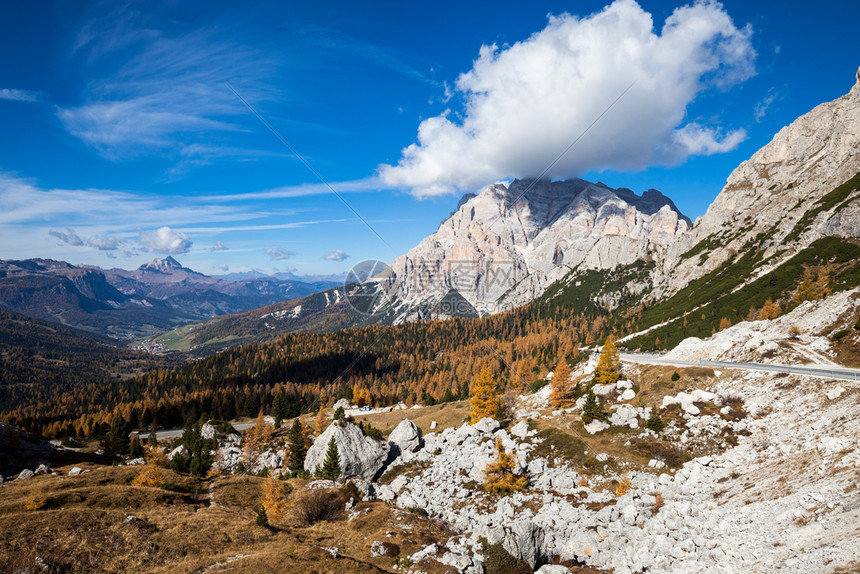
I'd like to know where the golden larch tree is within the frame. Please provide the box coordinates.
[483,438,528,493]
[593,335,620,386]
[261,475,288,524]
[549,357,574,409]
[469,365,500,424]
[758,298,782,320]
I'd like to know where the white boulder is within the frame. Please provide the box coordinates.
[388,419,423,454]
[304,421,389,480]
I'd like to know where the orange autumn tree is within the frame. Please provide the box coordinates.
[592,335,620,386]
[484,438,528,493]
[758,298,782,320]
[260,475,288,524]
[549,357,574,409]
[469,365,499,424]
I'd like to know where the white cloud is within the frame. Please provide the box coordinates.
[49,228,84,246]
[86,233,123,251]
[211,240,229,251]
[138,226,193,254]
[323,249,350,262]
[379,0,755,197]
[0,88,40,103]
[265,248,295,261]
[754,89,778,122]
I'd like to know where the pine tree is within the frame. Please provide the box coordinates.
[287,419,306,474]
[469,365,500,424]
[593,336,620,386]
[794,266,831,303]
[549,357,574,409]
[317,437,341,480]
[108,414,130,455]
[645,406,664,433]
[581,388,604,424]
[148,421,158,449]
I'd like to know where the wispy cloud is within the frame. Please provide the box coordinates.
[754,89,778,122]
[265,247,294,261]
[49,228,84,246]
[0,88,41,103]
[210,240,229,251]
[60,7,277,162]
[296,24,436,87]
[202,177,381,202]
[323,249,349,262]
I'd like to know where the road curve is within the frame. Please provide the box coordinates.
[620,353,860,383]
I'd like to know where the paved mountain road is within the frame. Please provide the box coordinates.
[620,353,860,382]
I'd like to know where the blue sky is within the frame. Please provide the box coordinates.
[1,0,858,276]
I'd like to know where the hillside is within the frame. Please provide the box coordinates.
[0,309,166,417]
[0,257,337,341]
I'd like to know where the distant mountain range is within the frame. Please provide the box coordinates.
[0,256,340,340]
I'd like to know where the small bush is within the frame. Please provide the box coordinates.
[615,473,632,497]
[645,406,664,433]
[832,329,850,341]
[788,325,802,339]
[855,317,860,330]
[653,491,664,513]
[671,371,680,382]
[292,489,344,526]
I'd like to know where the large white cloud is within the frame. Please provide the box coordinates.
[138,226,192,254]
[379,0,756,198]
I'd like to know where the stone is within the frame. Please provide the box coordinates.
[503,520,546,568]
[584,420,610,434]
[473,417,501,433]
[320,547,339,558]
[826,387,846,400]
[16,469,34,481]
[596,453,609,462]
[388,419,423,454]
[430,421,438,429]
[126,458,145,466]
[34,464,51,475]
[510,420,531,439]
[410,543,438,563]
[168,445,189,461]
[536,566,572,573]
[333,398,352,411]
[620,389,636,401]
[68,467,83,476]
[304,421,389,481]
[370,541,388,557]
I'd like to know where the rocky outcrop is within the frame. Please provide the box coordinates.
[0,423,59,481]
[375,178,689,321]
[304,421,390,480]
[655,67,860,298]
[388,418,422,457]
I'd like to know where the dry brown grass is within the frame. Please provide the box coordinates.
[0,461,465,574]
[351,400,470,437]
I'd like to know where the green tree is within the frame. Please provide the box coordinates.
[333,406,345,421]
[287,419,307,474]
[645,406,664,433]
[316,437,341,480]
[581,389,605,424]
[148,421,158,448]
[108,414,131,455]
[129,435,145,458]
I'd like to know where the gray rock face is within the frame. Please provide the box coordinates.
[654,67,860,298]
[304,421,390,480]
[388,419,423,455]
[375,178,688,321]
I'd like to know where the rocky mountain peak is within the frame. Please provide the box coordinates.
[385,177,689,321]
[139,256,184,273]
